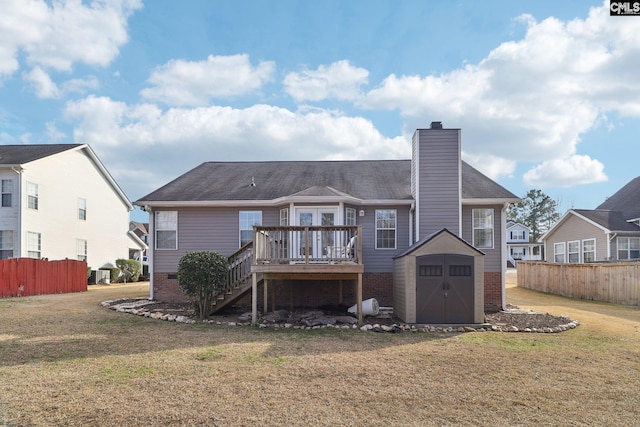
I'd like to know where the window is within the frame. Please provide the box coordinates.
[76,239,87,261]
[583,239,596,263]
[27,232,41,258]
[554,242,565,263]
[510,230,525,240]
[78,198,87,220]
[345,208,356,226]
[568,241,580,263]
[239,211,262,247]
[27,182,38,210]
[617,236,640,260]
[472,209,494,249]
[1,180,12,207]
[0,231,13,259]
[279,208,288,226]
[375,209,396,249]
[155,211,177,250]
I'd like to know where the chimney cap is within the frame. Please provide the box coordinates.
[430,121,443,129]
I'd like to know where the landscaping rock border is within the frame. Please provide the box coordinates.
[101,298,579,334]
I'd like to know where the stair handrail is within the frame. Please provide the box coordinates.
[226,241,254,295]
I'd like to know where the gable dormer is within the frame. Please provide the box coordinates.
[411,122,462,240]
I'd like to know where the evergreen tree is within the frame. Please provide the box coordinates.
[508,189,561,241]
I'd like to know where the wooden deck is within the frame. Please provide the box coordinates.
[249,225,365,325]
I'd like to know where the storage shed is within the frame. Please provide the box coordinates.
[393,228,485,324]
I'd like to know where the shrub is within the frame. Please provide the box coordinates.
[116,259,142,283]
[177,251,229,320]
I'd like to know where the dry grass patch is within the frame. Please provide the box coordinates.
[0,282,638,426]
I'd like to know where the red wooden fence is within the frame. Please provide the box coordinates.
[0,258,87,298]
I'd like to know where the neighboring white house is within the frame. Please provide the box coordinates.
[0,144,137,270]
[506,221,542,266]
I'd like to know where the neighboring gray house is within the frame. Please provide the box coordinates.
[136,122,519,320]
[541,176,640,263]
[506,220,542,266]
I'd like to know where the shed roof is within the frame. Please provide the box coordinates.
[395,228,485,258]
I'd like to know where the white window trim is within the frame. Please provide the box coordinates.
[617,236,640,260]
[472,208,494,249]
[155,211,178,250]
[568,240,580,263]
[345,207,356,226]
[239,210,262,247]
[78,198,87,221]
[1,179,12,208]
[27,182,39,210]
[279,208,289,226]
[375,209,397,250]
[582,238,596,263]
[554,242,565,263]
[0,230,14,259]
[76,239,87,261]
[27,231,41,258]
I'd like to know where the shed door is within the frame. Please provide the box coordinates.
[416,254,474,324]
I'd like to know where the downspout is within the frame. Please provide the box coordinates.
[409,202,415,245]
[608,232,616,261]
[501,202,508,310]
[144,205,154,300]
[11,166,24,256]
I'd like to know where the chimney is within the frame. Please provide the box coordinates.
[411,122,462,240]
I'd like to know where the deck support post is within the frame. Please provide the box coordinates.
[357,273,363,325]
[338,280,343,305]
[251,273,258,326]
[263,278,268,314]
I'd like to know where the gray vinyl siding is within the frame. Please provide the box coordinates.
[153,206,279,273]
[415,128,461,238]
[356,204,411,273]
[544,215,609,262]
[462,205,503,272]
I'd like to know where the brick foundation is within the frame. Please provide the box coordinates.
[484,271,503,312]
[152,273,189,304]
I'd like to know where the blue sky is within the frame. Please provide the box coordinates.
[1,0,638,223]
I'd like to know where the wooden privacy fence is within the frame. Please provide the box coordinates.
[517,261,640,306]
[0,258,88,298]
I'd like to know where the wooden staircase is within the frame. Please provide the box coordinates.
[210,242,262,314]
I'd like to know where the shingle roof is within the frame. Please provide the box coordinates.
[0,144,83,165]
[596,176,640,220]
[574,209,640,232]
[137,160,518,203]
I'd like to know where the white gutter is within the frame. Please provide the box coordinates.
[135,198,415,208]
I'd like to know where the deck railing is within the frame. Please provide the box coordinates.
[253,225,361,265]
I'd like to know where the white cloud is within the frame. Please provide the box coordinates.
[523,154,607,187]
[140,54,276,106]
[284,60,369,102]
[23,66,100,99]
[0,0,141,78]
[462,152,516,180]
[64,96,408,199]
[23,67,60,98]
[45,122,66,142]
[357,1,639,187]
